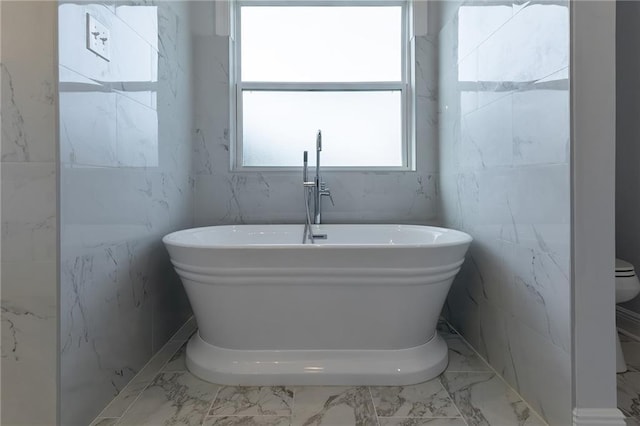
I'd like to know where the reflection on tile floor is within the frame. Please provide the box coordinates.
[618,332,640,425]
[90,320,547,426]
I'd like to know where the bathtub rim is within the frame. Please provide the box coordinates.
[163,224,472,250]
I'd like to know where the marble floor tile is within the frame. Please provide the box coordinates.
[617,370,640,418]
[162,343,187,372]
[441,372,545,426]
[210,386,294,417]
[203,416,291,426]
[444,335,491,372]
[292,386,377,426]
[370,379,461,418]
[117,371,220,426]
[378,419,467,426]
[91,321,553,426]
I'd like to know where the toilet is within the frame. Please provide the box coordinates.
[616,258,640,373]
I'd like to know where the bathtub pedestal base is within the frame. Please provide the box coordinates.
[185,332,449,386]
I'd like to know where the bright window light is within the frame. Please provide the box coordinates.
[233,2,410,169]
[241,6,402,82]
[242,90,403,167]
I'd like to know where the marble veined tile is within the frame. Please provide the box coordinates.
[115,94,159,168]
[291,386,377,426]
[618,370,640,418]
[441,372,545,426]
[378,419,467,426]
[445,335,492,372]
[118,372,220,426]
[203,416,291,426]
[370,380,461,418]
[210,386,294,417]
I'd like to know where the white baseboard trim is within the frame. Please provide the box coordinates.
[573,408,627,425]
[617,306,640,341]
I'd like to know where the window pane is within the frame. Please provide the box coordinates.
[241,6,402,82]
[242,90,403,167]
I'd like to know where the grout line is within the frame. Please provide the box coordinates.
[90,417,120,426]
[139,342,182,381]
[202,385,222,422]
[456,1,530,67]
[96,379,153,420]
[438,378,472,426]
[126,319,193,382]
[171,316,196,342]
[376,416,470,420]
[367,386,381,426]
[532,66,569,85]
[619,327,640,344]
[290,385,296,422]
[205,415,293,418]
[436,376,468,425]
[436,368,470,426]
[440,318,549,426]
[114,377,158,424]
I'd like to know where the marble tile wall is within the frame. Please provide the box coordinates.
[58,1,194,424]
[191,2,439,226]
[436,1,571,425]
[1,2,59,424]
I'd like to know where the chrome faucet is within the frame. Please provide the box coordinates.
[303,130,333,225]
[313,130,333,224]
[302,130,333,242]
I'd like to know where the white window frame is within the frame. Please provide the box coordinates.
[229,0,416,172]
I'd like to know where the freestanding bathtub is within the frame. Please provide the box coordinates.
[163,224,472,386]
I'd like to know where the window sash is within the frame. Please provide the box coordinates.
[238,1,407,9]
[239,82,405,91]
[231,0,412,171]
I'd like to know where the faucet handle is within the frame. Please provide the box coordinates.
[321,187,334,206]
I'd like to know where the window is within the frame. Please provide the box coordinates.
[231,1,414,169]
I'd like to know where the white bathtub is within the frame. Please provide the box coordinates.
[163,224,472,386]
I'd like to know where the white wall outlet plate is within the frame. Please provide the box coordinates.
[86,13,110,62]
